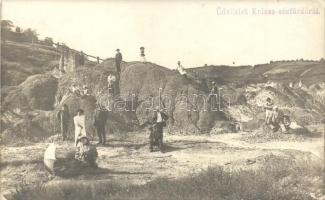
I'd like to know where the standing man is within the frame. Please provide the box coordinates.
[74,109,87,146]
[57,104,70,140]
[140,46,146,63]
[93,104,108,145]
[265,97,274,125]
[115,49,123,74]
[150,106,168,152]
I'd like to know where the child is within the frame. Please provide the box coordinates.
[75,136,98,167]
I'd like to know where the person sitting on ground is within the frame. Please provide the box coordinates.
[82,85,91,96]
[71,84,81,96]
[107,74,116,95]
[280,115,291,133]
[75,136,98,167]
[265,97,274,125]
[177,61,187,79]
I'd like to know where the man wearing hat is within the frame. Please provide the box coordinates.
[150,106,168,152]
[115,49,123,74]
[93,104,108,145]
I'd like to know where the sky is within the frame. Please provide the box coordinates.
[2,0,324,68]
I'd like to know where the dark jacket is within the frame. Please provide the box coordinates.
[152,111,168,124]
[115,52,122,62]
[93,108,108,127]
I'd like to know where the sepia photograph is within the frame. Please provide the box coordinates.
[0,0,324,199]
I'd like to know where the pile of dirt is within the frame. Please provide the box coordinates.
[2,74,58,111]
[1,41,60,86]
[1,52,324,142]
[240,123,315,143]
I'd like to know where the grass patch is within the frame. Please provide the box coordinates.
[13,154,323,200]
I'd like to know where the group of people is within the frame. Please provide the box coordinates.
[70,84,91,97]
[54,100,170,171]
[265,97,291,133]
[55,105,104,168]
[114,48,188,79]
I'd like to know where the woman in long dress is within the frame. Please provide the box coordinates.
[74,109,87,146]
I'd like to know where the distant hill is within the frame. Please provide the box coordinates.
[189,61,325,86]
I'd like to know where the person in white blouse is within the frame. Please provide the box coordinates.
[73,109,87,146]
[177,61,187,79]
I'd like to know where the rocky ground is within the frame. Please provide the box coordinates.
[1,129,323,199]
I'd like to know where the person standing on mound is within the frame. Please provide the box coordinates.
[140,46,146,63]
[177,61,187,79]
[115,49,123,74]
